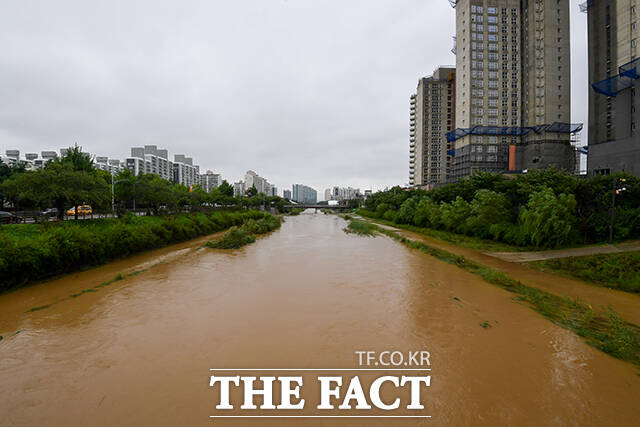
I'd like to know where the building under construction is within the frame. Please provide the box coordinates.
[583,0,640,176]
[445,0,582,181]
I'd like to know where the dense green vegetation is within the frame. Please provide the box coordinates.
[0,145,292,218]
[343,219,376,236]
[533,251,640,294]
[0,210,274,292]
[205,227,256,249]
[204,215,282,249]
[362,170,640,248]
[285,208,305,216]
[370,223,640,366]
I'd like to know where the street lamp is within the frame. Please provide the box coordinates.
[609,177,627,244]
[111,174,134,215]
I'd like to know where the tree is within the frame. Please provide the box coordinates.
[1,163,109,220]
[218,180,234,198]
[56,144,95,172]
[245,186,258,197]
[519,187,577,248]
[0,160,26,209]
[466,190,512,238]
[135,174,177,215]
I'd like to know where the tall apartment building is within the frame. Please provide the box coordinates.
[584,0,640,176]
[324,186,362,201]
[244,170,273,195]
[283,189,292,200]
[126,145,173,181]
[292,184,317,204]
[173,154,200,187]
[448,0,580,181]
[200,171,221,193]
[233,181,245,197]
[409,67,456,188]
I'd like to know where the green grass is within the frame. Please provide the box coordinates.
[374,224,640,367]
[0,210,273,292]
[204,227,256,249]
[343,219,376,237]
[285,208,305,216]
[357,209,529,252]
[532,251,640,294]
[204,216,281,250]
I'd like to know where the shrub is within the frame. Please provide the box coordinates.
[519,188,577,248]
[440,197,471,234]
[466,190,512,239]
[0,210,273,292]
[204,227,256,249]
[396,198,418,224]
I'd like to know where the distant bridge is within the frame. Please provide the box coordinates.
[284,204,354,211]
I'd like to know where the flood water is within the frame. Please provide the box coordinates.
[0,212,638,426]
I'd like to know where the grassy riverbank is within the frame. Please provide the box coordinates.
[345,218,640,367]
[0,210,275,292]
[357,209,527,251]
[204,215,282,249]
[532,251,640,294]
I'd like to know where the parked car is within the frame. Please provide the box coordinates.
[66,205,93,216]
[0,211,22,224]
[41,208,59,217]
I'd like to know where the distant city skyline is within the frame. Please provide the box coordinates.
[0,1,588,192]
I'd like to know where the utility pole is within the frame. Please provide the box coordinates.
[111,172,115,215]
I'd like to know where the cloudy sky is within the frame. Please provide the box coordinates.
[1,0,588,197]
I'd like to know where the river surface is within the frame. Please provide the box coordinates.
[0,212,638,426]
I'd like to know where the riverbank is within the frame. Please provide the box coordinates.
[3,212,638,425]
[0,210,275,292]
[531,251,640,294]
[346,218,640,367]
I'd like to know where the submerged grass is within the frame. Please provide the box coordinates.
[204,215,281,250]
[374,225,640,367]
[532,251,640,294]
[204,227,256,249]
[343,219,377,237]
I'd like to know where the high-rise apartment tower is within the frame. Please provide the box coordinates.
[409,67,456,188]
[447,0,580,180]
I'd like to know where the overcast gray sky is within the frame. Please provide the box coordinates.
[0,0,588,197]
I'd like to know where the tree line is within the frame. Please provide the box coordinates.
[0,146,291,219]
[362,170,640,248]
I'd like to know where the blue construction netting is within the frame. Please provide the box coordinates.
[592,57,640,96]
[619,58,640,79]
[446,123,583,142]
[592,75,636,97]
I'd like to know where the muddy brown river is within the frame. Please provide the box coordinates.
[0,212,638,426]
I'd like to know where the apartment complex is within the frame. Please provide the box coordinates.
[447,0,579,181]
[233,181,245,197]
[584,0,640,176]
[244,170,274,195]
[409,67,456,188]
[324,186,362,201]
[200,171,221,193]
[2,149,125,173]
[283,189,292,200]
[125,146,201,187]
[292,184,317,204]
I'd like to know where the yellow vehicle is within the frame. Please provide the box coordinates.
[66,205,93,216]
